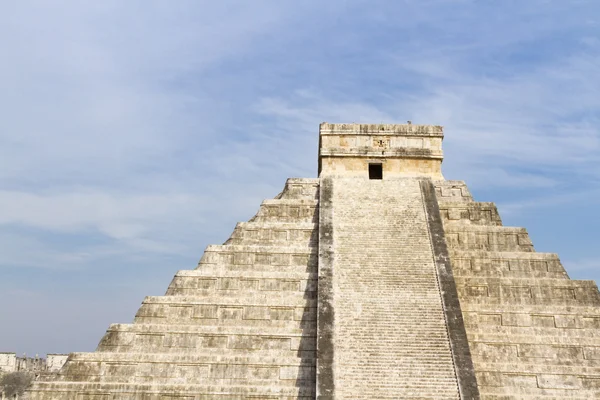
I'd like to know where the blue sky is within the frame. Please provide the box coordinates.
[1,1,599,356]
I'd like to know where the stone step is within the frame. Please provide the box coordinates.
[231,222,317,229]
[134,313,315,329]
[445,225,534,252]
[438,201,502,226]
[456,276,599,287]
[95,347,314,361]
[446,224,530,234]
[134,297,316,327]
[66,351,315,365]
[143,294,316,306]
[225,222,317,246]
[49,374,311,388]
[136,295,315,319]
[195,263,317,275]
[450,251,568,278]
[173,269,317,280]
[102,322,314,336]
[461,303,600,330]
[468,328,600,344]
[166,272,316,296]
[469,340,600,365]
[450,250,563,262]
[166,270,317,296]
[463,308,600,330]
[52,353,314,386]
[199,245,317,270]
[462,303,600,314]
[460,292,600,307]
[454,267,568,280]
[96,323,316,355]
[28,381,315,400]
[456,277,600,306]
[248,198,318,224]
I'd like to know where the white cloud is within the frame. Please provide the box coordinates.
[0,1,299,187]
[2,0,600,355]
[0,2,313,274]
[0,190,204,233]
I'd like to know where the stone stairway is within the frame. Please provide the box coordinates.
[27,178,319,400]
[436,180,600,399]
[317,177,463,399]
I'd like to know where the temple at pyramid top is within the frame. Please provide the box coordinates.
[318,122,444,179]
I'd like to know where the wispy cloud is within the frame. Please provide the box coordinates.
[560,257,600,281]
[1,0,600,355]
[497,188,600,216]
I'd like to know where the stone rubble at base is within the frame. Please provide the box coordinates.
[22,123,600,399]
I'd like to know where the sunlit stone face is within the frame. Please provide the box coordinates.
[318,122,445,179]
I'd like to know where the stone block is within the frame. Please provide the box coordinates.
[228,336,290,351]
[502,313,532,327]
[538,374,582,389]
[518,344,583,360]
[531,314,556,327]
[472,342,518,360]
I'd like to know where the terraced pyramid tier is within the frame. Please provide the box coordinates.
[436,180,600,399]
[28,178,320,400]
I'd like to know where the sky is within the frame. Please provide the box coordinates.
[1,0,599,357]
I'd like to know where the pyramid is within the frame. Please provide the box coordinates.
[28,123,600,399]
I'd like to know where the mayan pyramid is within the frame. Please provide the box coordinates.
[28,123,600,399]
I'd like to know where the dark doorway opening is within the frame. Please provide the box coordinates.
[369,163,383,180]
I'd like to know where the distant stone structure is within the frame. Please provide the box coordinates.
[1,353,67,399]
[24,123,600,399]
[0,353,68,377]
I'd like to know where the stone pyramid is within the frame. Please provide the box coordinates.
[28,123,600,399]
